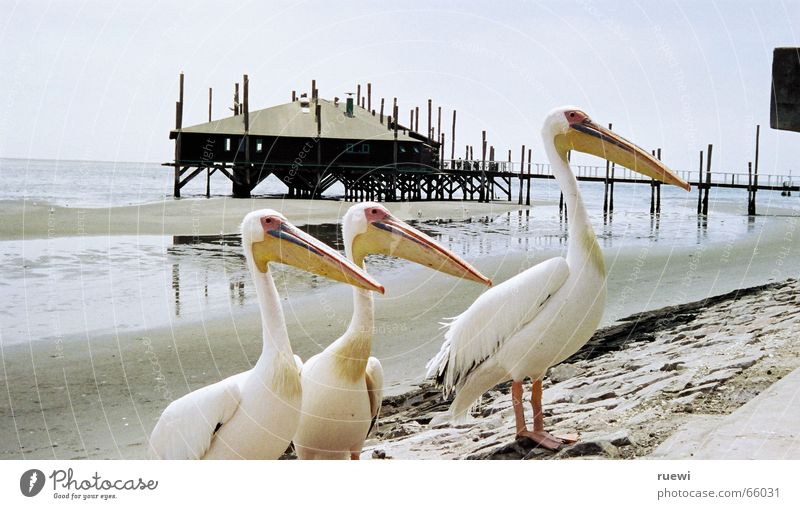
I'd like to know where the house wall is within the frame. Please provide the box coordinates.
[176,133,438,169]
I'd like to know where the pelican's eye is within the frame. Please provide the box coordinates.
[569,112,576,118]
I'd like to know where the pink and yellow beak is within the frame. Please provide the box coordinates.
[352,210,492,286]
[252,216,384,294]
[555,111,691,191]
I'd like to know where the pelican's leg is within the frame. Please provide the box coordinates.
[511,380,528,436]
[512,379,562,450]
[350,452,360,460]
[529,379,578,448]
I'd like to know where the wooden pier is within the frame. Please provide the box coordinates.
[167,73,795,216]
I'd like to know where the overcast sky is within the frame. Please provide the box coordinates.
[1,0,798,175]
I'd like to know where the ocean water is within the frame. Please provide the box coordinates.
[1,158,799,351]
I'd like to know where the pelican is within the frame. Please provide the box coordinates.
[148,210,383,459]
[293,203,492,459]
[426,107,690,450]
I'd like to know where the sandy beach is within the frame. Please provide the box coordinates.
[2,196,800,460]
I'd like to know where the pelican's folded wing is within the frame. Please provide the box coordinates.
[426,256,569,395]
[148,375,243,460]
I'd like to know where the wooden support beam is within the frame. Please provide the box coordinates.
[427,100,432,142]
[656,148,662,213]
[311,79,317,101]
[437,106,442,141]
[753,124,760,215]
[379,98,385,123]
[367,83,372,111]
[233,83,240,116]
[603,123,612,214]
[518,145,525,205]
[526,148,532,206]
[415,106,419,133]
[696,150,704,214]
[208,87,213,122]
[357,84,361,106]
[702,144,713,215]
[480,130,487,202]
[451,110,457,161]
[292,90,296,102]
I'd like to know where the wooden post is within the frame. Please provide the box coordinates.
[206,168,211,198]
[393,98,398,165]
[367,83,372,112]
[748,161,755,215]
[415,106,419,133]
[518,145,525,205]
[451,110,457,161]
[233,82,240,116]
[650,150,656,214]
[410,109,414,132]
[311,79,316,101]
[440,133,445,168]
[702,144,712,215]
[481,130,487,202]
[292,90,296,102]
[379,98,385,123]
[173,73,184,198]
[526,148,532,206]
[603,123,612,214]
[427,100,432,141]
[208,87,212,122]
[437,106,442,141]
[243,74,250,163]
[753,125,760,215]
[695,150,703,214]
[357,84,361,106]
[656,148,662,213]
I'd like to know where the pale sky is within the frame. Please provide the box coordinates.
[1,0,798,176]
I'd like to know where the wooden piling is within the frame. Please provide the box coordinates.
[173,72,184,198]
[650,150,656,214]
[696,150,704,214]
[415,106,419,133]
[753,125,760,215]
[367,83,372,112]
[311,79,317,101]
[427,100,432,141]
[656,148,662,213]
[603,123,612,214]
[410,109,414,132]
[243,74,250,162]
[451,110,457,161]
[234,83,240,116]
[518,145,525,205]
[480,130,487,202]
[357,84,361,106]
[748,161,755,215]
[702,144,713,215]
[379,98,385,123]
[208,87,212,122]
[292,90,296,102]
[526,148,532,206]
[437,106,442,141]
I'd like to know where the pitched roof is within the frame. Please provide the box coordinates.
[173,99,420,142]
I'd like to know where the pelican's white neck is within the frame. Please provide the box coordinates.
[544,139,603,272]
[245,254,294,365]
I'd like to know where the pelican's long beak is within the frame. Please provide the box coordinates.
[354,215,492,286]
[252,221,385,294]
[557,118,691,191]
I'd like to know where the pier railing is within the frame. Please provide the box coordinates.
[441,159,795,190]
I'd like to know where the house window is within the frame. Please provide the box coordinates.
[256,139,263,152]
[225,138,231,151]
[346,143,370,154]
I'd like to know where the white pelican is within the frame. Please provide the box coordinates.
[149,210,383,459]
[293,203,492,459]
[426,107,690,450]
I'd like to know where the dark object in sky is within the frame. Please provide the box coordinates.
[771,47,800,132]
